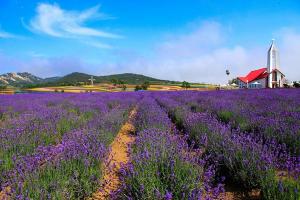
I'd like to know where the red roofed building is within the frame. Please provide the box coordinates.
[237,40,285,89]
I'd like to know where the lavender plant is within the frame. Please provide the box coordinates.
[155,90,300,199]
[0,93,138,198]
[116,96,223,199]
[0,90,299,199]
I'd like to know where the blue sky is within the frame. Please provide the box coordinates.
[0,0,300,83]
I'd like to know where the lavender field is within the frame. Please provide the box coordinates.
[0,90,299,200]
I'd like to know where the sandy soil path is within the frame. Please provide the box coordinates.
[0,186,11,200]
[91,108,137,200]
[0,108,137,200]
[217,187,260,200]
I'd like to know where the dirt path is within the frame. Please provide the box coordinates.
[217,187,261,200]
[91,108,137,200]
[0,109,137,200]
[0,186,11,200]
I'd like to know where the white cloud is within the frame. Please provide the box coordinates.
[29,3,121,41]
[278,29,300,82]
[0,54,87,77]
[157,21,224,57]
[110,21,265,84]
[110,22,299,84]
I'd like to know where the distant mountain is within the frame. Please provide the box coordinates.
[0,72,42,86]
[42,76,62,83]
[56,72,168,85]
[0,72,175,87]
[97,73,165,84]
[56,72,92,84]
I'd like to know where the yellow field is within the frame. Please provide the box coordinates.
[0,89,15,94]
[2,83,217,94]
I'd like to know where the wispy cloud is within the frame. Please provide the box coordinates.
[29,3,121,39]
[0,30,18,39]
[82,40,113,49]
[27,51,45,58]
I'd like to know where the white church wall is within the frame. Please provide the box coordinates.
[256,78,267,88]
[237,79,247,88]
[276,72,284,87]
[238,78,266,89]
[249,78,265,89]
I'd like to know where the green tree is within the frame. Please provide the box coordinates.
[135,85,142,91]
[230,78,238,85]
[293,81,300,88]
[111,79,118,86]
[118,80,125,85]
[181,81,191,90]
[122,84,127,91]
[0,85,7,90]
[141,81,150,90]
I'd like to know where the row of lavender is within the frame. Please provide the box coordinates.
[153,89,300,200]
[115,96,224,199]
[0,93,138,199]
[1,89,299,199]
[179,89,300,156]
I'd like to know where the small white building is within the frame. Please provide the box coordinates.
[237,40,285,88]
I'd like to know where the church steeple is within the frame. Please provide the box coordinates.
[237,39,285,89]
[267,39,280,71]
[267,39,280,88]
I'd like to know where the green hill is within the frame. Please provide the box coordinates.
[56,72,92,84]
[97,73,166,84]
[56,72,172,85]
[2,72,182,88]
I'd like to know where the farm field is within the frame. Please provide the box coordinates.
[0,89,299,200]
[19,83,216,93]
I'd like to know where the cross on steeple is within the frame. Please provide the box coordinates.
[89,76,95,86]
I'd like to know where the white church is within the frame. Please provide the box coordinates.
[237,40,285,89]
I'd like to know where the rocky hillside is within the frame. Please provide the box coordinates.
[0,72,43,86]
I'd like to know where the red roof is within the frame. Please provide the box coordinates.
[238,68,267,83]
